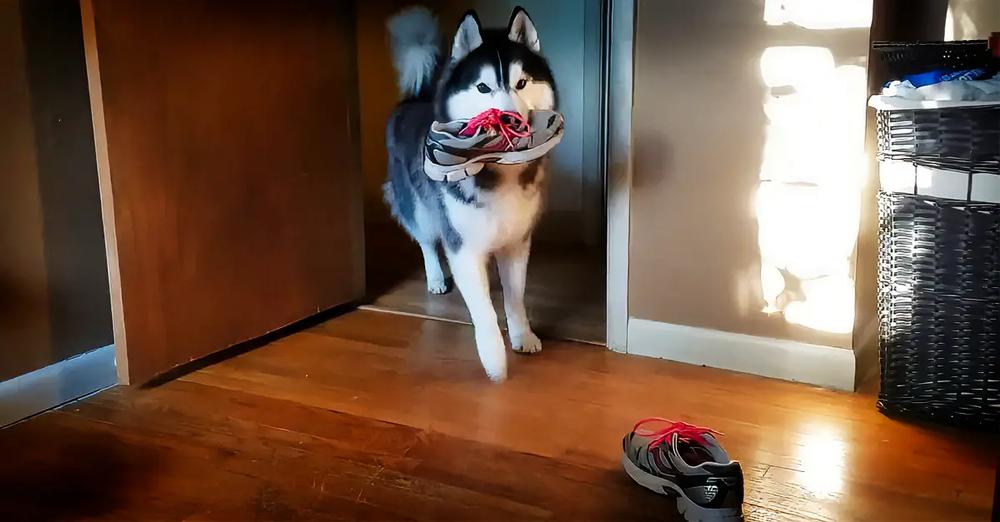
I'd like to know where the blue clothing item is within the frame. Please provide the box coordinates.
[904,67,990,88]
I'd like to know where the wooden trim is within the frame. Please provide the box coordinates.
[854,0,949,390]
[628,318,856,391]
[605,0,634,353]
[993,463,999,522]
[79,0,129,384]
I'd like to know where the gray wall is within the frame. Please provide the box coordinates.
[0,0,113,381]
[947,0,1000,40]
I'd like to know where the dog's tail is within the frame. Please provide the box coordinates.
[387,6,440,99]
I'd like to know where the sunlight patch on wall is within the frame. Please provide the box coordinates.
[755,43,868,335]
[764,0,872,30]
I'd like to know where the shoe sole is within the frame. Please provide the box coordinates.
[621,453,742,522]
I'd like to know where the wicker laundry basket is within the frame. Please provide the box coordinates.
[873,41,1000,430]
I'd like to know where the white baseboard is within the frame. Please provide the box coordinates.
[0,345,117,427]
[627,319,855,391]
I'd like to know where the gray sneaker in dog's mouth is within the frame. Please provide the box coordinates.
[423,109,564,182]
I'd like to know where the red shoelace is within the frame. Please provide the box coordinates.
[632,417,724,449]
[459,108,532,151]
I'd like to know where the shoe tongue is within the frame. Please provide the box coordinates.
[674,435,715,466]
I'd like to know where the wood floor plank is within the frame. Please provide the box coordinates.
[0,411,398,521]
[1,310,996,521]
[199,317,995,481]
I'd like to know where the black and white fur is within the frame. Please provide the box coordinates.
[384,6,557,382]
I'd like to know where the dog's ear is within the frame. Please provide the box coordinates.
[507,7,540,53]
[451,11,483,62]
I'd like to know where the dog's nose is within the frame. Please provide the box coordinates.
[491,96,518,113]
[502,100,530,119]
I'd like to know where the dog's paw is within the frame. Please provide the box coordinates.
[482,351,508,382]
[426,278,449,295]
[476,331,508,382]
[485,364,508,382]
[511,330,542,354]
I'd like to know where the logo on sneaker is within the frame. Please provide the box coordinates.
[703,484,719,503]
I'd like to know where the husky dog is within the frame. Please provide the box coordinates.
[384,6,557,381]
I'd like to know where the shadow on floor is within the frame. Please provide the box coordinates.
[0,423,161,519]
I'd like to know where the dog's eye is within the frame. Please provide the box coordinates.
[476,83,491,94]
[515,79,528,90]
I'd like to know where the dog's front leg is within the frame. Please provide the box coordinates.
[448,248,506,382]
[497,239,541,353]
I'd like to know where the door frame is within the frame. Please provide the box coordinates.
[86,0,636,376]
[80,0,130,383]
[604,0,634,352]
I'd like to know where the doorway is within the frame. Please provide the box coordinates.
[0,0,115,425]
[356,0,608,345]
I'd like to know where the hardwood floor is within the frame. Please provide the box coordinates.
[1,310,996,521]
[364,220,606,344]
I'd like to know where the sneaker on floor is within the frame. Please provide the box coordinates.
[423,109,564,182]
[621,418,744,522]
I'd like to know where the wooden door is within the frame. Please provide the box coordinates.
[81,0,364,384]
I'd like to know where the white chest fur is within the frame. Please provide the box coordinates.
[444,162,544,253]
